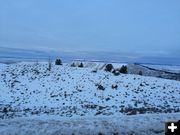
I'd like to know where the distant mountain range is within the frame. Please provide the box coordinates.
[0,47,179,65]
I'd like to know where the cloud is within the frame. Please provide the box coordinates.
[0,0,180,62]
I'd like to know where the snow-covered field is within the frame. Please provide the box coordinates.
[0,113,180,135]
[71,60,127,70]
[0,62,180,135]
[143,64,180,74]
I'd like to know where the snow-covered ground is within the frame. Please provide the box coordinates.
[0,113,180,135]
[143,64,180,74]
[70,60,127,70]
[0,62,180,134]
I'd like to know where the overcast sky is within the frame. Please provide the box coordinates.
[0,0,180,58]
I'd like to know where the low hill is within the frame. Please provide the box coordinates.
[0,62,179,119]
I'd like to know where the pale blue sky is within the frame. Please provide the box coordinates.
[0,0,180,58]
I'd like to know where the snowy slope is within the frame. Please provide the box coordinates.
[0,62,179,118]
[70,61,127,70]
[143,64,180,74]
[0,62,180,134]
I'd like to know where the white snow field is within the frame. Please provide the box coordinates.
[0,62,180,135]
[143,64,180,74]
[0,113,180,135]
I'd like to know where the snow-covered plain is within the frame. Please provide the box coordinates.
[0,62,180,135]
[143,64,180,74]
[0,113,180,135]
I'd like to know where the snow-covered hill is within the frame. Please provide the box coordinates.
[143,64,180,74]
[0,62,179,117]
[0,62,180,134]
[70,60,127,70]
